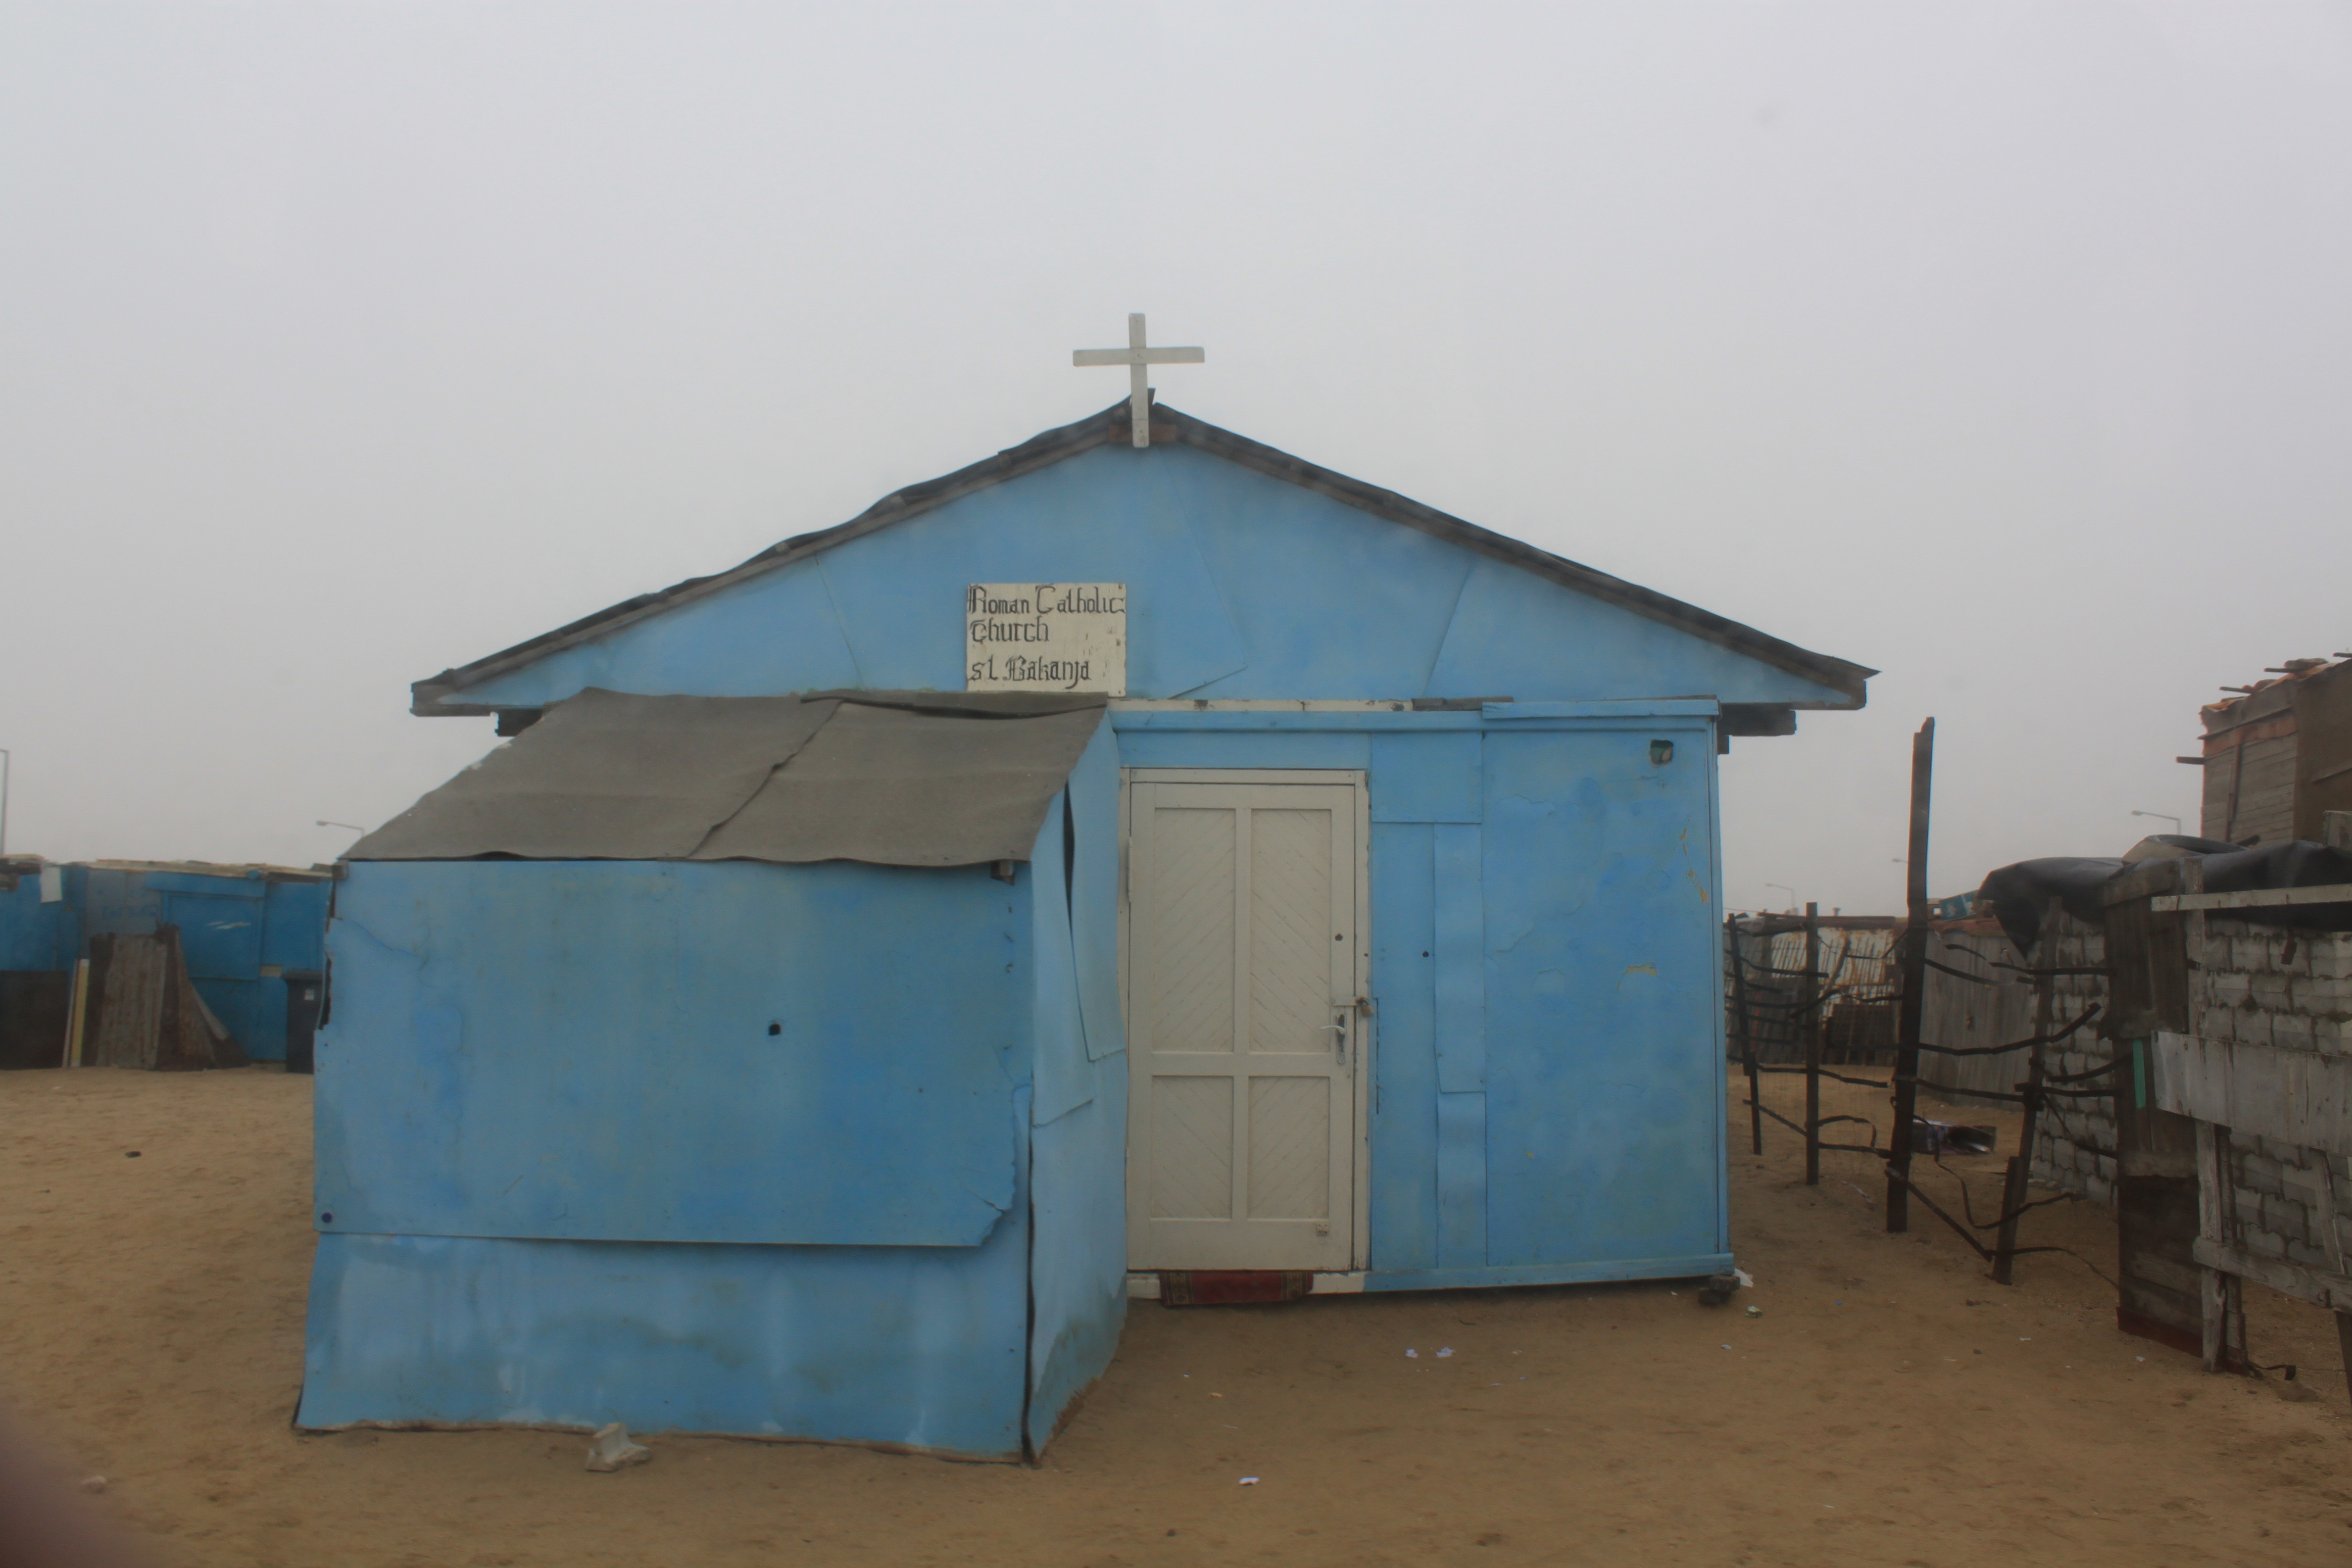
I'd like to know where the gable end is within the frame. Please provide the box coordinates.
[414,399,1872,715]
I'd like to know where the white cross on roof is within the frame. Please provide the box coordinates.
[1073,314,1204,448]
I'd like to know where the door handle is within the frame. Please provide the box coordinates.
[1327,1013,1349,1063]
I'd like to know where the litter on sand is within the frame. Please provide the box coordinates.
[1733,1269,1755,1288]
[1239,1477,1259,1486]
[1436,1347,1454,1358]
[585,1422,651,1472]
[1405,1349,1418,1358]
[1911,1118,1997,1155]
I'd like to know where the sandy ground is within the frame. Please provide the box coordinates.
[5,1066,2352,1568]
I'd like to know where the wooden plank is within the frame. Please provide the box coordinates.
[1729,915,1762,1156]
[2318,1157,2348,1277]
[1802,904,1821,1187]
[2124,1247,2205,1299]
[2192,1235,2352,1312]
[2196,1120,2227,1371]
[2150,1032,2352,1156]
[1993,974,2054,1284]
[1886,719,1934,1231]
[2151,882,2352,912]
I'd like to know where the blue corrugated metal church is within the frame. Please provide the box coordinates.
[300,392,1870,1459]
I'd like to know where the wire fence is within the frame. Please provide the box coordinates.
[1723,905,2118,1285]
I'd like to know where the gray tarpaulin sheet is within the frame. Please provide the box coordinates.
[350,687,1105,868]
[1979,838,2352,954]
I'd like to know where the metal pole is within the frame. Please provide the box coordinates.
[1992,972,2052,1283]
[1801,902,1822,1186]
[1730,915,1761,1155]
[0,747,11,857]
[1886,718,1936,1231]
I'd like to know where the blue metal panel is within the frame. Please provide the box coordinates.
[1114,711,1478,732]
[168,893,263,977]
[1022,732,1128,1451]
[1026,1057,1127,1454]
[1111,729,1372,772]
[260,881,330,970]
[815,447,1247,697]
[1030,792,1092,1127]
[297,1214,1033,1457]
[1478,725,1724,1268]
[144,871,261,897]
[1435,1090,1486,1269]
[79,869,164,940]
[239,880,331,1064]
[455,556,864,708]
[315,858,1028,1247]
[1369,732,1480,823]
[1065,723,1125,1060]
[1368,824,1436,1272]
[1703,725,1730,1250]
[0,876,68,972]
[1155,445,1474,699]
[1429,558,1857,706]
[1432,825,1484,1093]
[240,980,289,1063]
[169,890,271,1058]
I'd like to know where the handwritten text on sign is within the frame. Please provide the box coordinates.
[966,584,1127,694]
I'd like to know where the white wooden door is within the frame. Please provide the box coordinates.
[1125,777,1364,1272]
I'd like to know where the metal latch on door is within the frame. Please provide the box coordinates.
[1323,997,1372,1062]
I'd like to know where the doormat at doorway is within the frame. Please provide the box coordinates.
[1159,1271,1313,1307]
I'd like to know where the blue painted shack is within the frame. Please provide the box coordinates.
[0,858,330,1068]
[301,398,1871,1458]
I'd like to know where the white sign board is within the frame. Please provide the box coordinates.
[966,583,1126,695]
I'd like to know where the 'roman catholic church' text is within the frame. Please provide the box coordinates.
[966,582,1127,694]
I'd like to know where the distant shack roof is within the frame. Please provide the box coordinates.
[85,859,334,882]
[350,688,1105,869]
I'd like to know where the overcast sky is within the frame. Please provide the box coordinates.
[3,1,2348,911]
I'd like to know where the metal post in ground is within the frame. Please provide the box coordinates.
[1886,718,1936,1232]
[1992,971,2053,1284]
[1801,902,1822,1186]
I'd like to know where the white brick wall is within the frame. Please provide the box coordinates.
[2025,911,2117,1205]
[2197,923,2352,1274]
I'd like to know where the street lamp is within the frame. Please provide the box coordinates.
[2130,810,2183,835]
[1764,882,1797,912]
[0,749,10,858]
[316,819,366,834]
